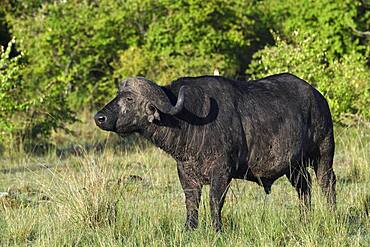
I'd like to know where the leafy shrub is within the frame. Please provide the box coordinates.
[0,39,75,147]
[113,0,264,84]
[0,39,26,143]
[256,0,366,61]
[248,33,370,123]
[248,0,370,123]
[5,0,269,105]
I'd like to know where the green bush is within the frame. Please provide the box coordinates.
[0,39,76,147]
[5,0,267,104]
[0,39,74,147]
[6,0,126,107]
[248,0,370,123]
[113,0,262,84]
[0,39,26,143]
[256,0,367,60]
[248,33,370,123]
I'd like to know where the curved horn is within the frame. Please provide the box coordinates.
[163,85,187,115]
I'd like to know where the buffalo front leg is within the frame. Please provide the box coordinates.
[209,170,231,232]
[177,162,202,230]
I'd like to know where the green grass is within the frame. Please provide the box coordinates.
[0,121,369,246]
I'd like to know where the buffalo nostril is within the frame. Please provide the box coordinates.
[98,116,106,123]
[95,113,107,124]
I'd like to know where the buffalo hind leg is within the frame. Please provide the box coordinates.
[317,165,336,209]
[314,138,336,210]
[177,162,203,230]
[209,171,231,232]
[287,167,312,215]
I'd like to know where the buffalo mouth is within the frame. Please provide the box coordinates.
[118,132,131,138]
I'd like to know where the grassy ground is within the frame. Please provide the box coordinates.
[0,119,369,246]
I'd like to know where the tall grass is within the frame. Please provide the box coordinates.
[0,125,369,246]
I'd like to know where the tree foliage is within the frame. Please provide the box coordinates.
[248,0,370,123]
[248,33,370,122]
[5,0,268,107]
[0,39,26,142]
[113,0,266,83]
[0,38,75,145]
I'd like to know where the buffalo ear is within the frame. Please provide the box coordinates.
[146,103,160,123]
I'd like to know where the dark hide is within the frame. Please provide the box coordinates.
[95,73,336,231]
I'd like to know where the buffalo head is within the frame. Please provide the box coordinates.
[94,77,187,135]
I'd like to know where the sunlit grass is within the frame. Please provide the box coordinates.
[0,124,369,246]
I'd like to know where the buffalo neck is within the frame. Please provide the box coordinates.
[140,117,192,161]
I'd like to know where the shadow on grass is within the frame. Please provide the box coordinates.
[343,202,369,238]
[0,174,146,210]
[336,166,369,184]
[0,184,50,209]
[22,133,152,158]
[0,134,154,175]
[0,163,59,174]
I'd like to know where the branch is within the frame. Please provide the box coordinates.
[351,27,370,37]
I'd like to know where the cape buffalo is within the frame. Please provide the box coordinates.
[95,73,336,231]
